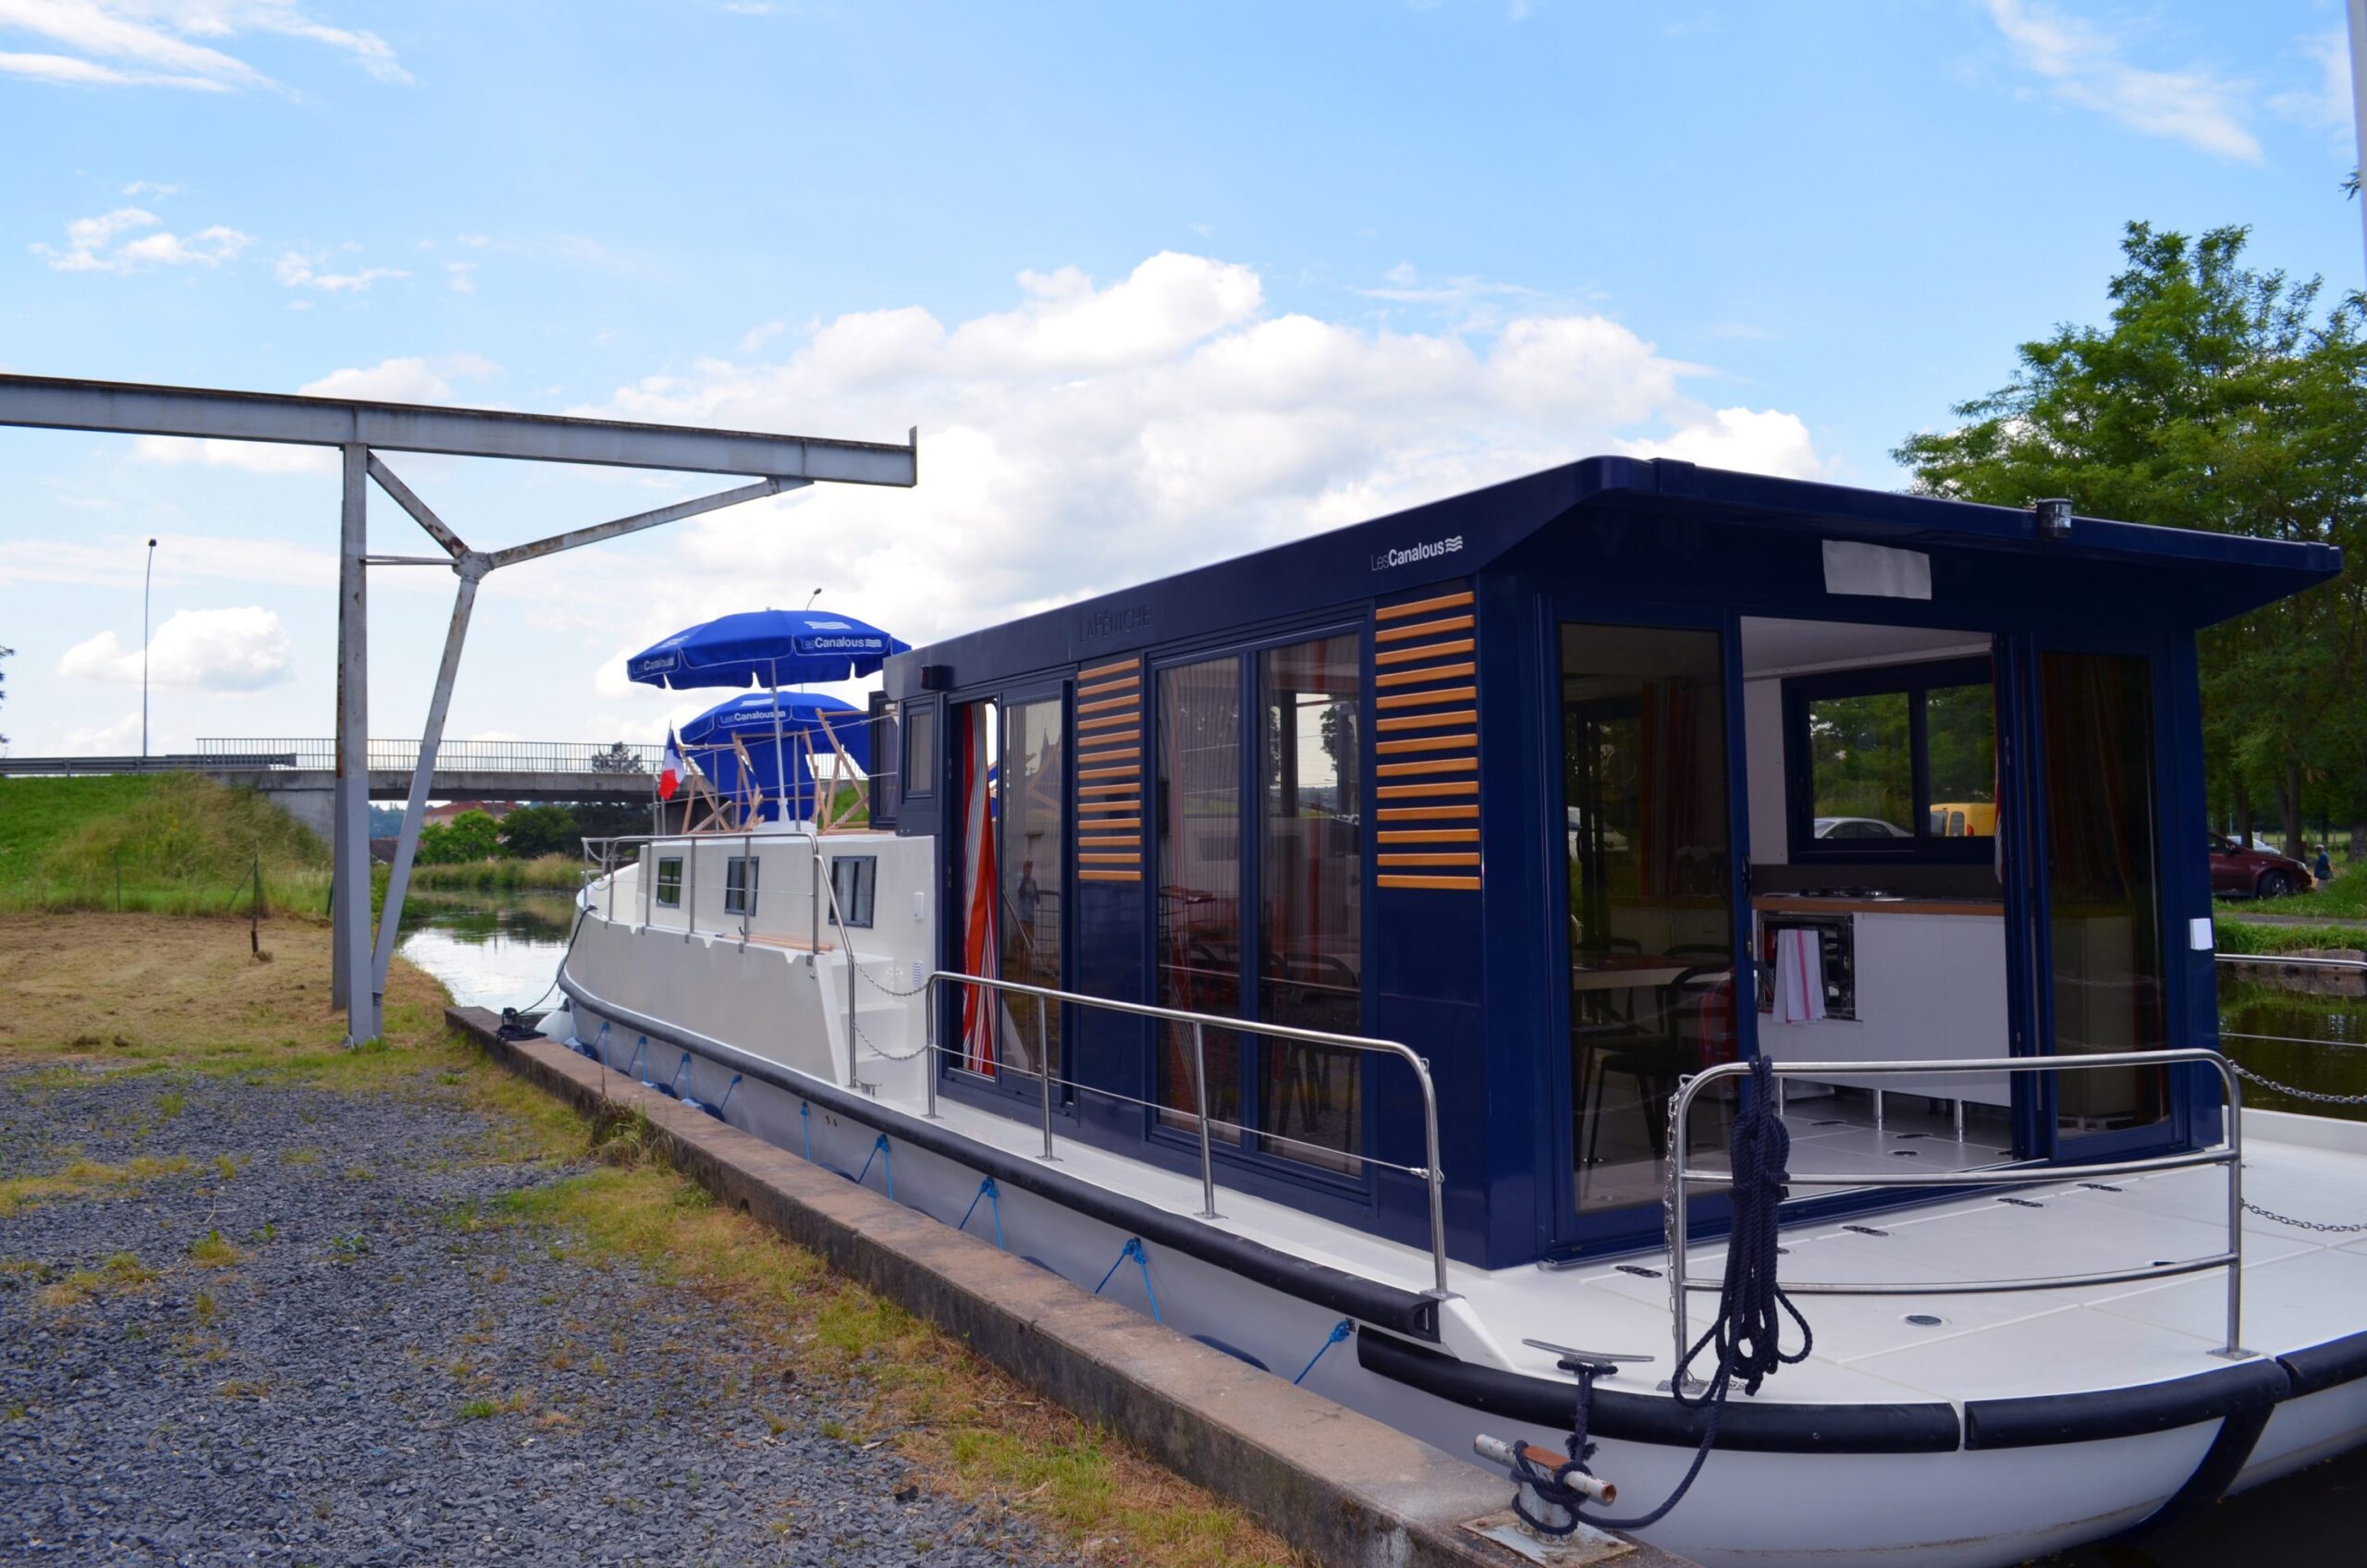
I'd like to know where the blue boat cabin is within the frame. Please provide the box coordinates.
[879,458,2339,1268]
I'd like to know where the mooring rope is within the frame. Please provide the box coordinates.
[1521,1057,1810,1536]
[1292,1319,1354,1386]
[958,1177,1004,1248]
[1094,1236,1161,1324]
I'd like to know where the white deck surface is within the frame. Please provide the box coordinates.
[903,1083,2367,1408]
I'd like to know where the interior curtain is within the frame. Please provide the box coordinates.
[960,703,1000,1072]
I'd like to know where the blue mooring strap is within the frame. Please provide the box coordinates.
[1293,1319,1354,1386]
[666,1052,692,1098]
[1535,1055,1809,1536]
[1093,1236,1160,1324]
[715,1075,742,1116]
[799,1099,814,1162]
[852,1133,894,1199]
[958,1177,1004,1249]
[627,1035,648,1084]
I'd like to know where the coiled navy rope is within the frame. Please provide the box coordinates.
[1525,1056,1811,1535]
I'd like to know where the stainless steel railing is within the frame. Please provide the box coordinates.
[926,971,1453,1301]
[1666,1048,2249,1373]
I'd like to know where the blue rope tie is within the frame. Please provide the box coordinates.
[627,1036,649,1084]
[799,1100,813,1161]
[1093,1236,1160,1324]
[1293,1319,1354,1386]
[958,1178,1004,1249]
[715,1075,742,1116]
[664,1052,692,1099]
[852,1133,894,1199]
[590,1021,613,1065]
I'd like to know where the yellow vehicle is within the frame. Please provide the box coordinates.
[1929,801,1997,837]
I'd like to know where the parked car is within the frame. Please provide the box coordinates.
[1814,815,1912,840]
[1929,801,1998,838]
[2208,833,2314,899]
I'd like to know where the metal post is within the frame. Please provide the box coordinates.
[740,833,752,941]
[333,442,374,1044]
[923,975,939,1120]
[846,889,860,1090]
[642,843,652,927]
[370,570,479,1016]
[1416,1060,1451,1300]
[810,851,820,960]
[2349,0,2367,278]
[1036,993,1057,1161]
[2224,1068,2247,1358]
[1953,1097,1966,1142]
[1192,1022,1219,1219]
[1669,1074,1694,1381]
[141,537,155,763]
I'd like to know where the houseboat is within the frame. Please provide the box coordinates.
[547,457,2367,1567]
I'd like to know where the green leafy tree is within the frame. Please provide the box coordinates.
[417,808,501,864]
[1895,221,2367,858]
[497,803,580,858]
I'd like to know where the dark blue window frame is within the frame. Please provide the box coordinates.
[1782,654,1997,866]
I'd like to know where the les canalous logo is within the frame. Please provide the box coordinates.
[1370,534,1464,572]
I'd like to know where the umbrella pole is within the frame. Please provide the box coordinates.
[770,658,790,827]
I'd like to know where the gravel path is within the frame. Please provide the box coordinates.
[0,1068,1061,1567]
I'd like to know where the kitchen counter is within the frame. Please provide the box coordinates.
[1752,894,2005,918]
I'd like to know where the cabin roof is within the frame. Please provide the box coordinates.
[889,456,2343,687]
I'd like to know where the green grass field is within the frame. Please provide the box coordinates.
[0,773,329,914]
[2225,864,2367,925]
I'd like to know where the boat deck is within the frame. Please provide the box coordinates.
[903,1078,2367,1407]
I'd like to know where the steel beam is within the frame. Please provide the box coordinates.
[370,569,480,1013]
[366,454,470,557]
[0,374,917,484]
[334,444,374,1041]
[485,476,803,570]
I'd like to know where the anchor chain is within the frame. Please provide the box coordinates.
[2229,1060,2367,1108]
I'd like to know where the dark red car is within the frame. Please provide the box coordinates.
[2208,834,2314,899]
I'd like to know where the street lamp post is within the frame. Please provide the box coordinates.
[141,537,157,765]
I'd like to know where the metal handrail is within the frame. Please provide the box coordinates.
[928,969,1453,1301]
[1667,1047,2248,1373]
[2218,952,2367,974]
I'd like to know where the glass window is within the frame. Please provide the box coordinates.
[1562,622,1736,1216]
[1257,634,1364,1169]
[903,702,936,796]
[1789,657,1995,859]
[655,855,683,909]
[1000,699,1065,1080]
[2041,652,2167,1135]
[1807,692,1912,840]
[829,855,876,928]
[724,854,757,915]
[1156,656,1244,1141]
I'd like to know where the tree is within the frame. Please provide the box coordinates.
[589,741,645,774]
[416,808,501,864]
[1895,221,2367,859]
[497,803,580,858]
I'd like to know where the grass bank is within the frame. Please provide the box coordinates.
[408,853,580,892]
[2217,918,2367,956]
[2220,864,2367,925]
[0,773,328,916]
[3,912,1292,1568]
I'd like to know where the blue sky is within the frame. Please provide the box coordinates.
[2,0,2361,759]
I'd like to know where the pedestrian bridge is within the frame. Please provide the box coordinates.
[3,739,660,839]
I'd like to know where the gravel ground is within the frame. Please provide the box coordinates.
[0,1067,1061,1567]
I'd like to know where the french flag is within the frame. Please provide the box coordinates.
[658,729,684,802]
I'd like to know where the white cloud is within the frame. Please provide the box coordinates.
[446,260,475,293]
[1983,0,2261,162]
[31,205,250,271]
[57,606,294,692]
[2268,28,2350,136]
[128,435,335,474]
[0,0,411,91]
[0,532,334,591]
[53,709,143,756]
[276,250,406,291]
[121,178,178,196]
[298,355,450,401]
[558,250,1828,688]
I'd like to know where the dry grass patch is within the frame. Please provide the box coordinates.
[0,1154,193,1219]
[40,1251,158,1309]
[492,1164,1300,1568]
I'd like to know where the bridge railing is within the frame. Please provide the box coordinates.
[196,738,662,775]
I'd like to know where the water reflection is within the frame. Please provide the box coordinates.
[397,891,579,1014]
[2220,976,2367,1121]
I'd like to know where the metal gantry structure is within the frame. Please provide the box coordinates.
[0,374,917,1045]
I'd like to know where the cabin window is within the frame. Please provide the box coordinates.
[829,855,876,928]
[1784,656,1995,861]
[724,854,758,915]
[1155,655,1245,1142]
[903,702,937,797]
[1000,698,1065,1080]
[2040,652,2168,1134]
[655,856,683,909]
[1257,634,1364,1169]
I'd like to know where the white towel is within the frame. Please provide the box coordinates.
[1771,927,1828,1024]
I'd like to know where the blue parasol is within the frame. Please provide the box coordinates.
[680,692,869,821]
[629,608,905,824]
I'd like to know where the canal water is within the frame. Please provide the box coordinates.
[394,902,2367,1562]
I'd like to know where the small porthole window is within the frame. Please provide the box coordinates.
[724,855,758,915]
[829,856,877,928]
[655,856,683,909]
